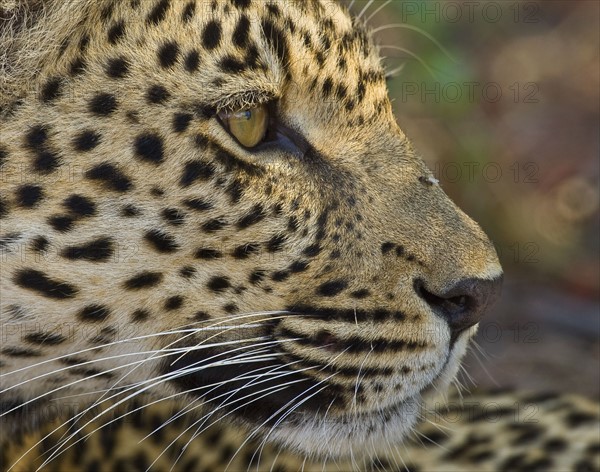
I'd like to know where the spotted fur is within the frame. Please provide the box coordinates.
[0,1,597,471]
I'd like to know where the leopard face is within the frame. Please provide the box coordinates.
[0,0,502,459]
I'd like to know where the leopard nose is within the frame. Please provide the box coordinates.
[414,276,503,338]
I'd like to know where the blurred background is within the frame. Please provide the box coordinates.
[355,0,599,397]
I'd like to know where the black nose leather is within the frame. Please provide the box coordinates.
[414,276,503,338]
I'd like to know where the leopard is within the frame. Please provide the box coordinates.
[0,0,598,471]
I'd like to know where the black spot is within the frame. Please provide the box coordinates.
[25,332,66,346]
[173,113,193,133]
[261,19,288,73]
[195,248,222,259]
[202,20,222,50]
[16,185,43,208]
[40,77,63,102]
[164,296,184,311]
[32,236,49,252]
[100,2,114,21]
[158,41,179,68]
[105,57,130,78]
[225,179,243,204]
[79,34,90,51]
[231,0,251,8]
[48,215,75,232]
[183,198,212,211]
[89,93,118,116]
[220,56,246,73]
[25,125,49,149]
[566,411,596,428]
[147,85,170,104]
[150,187,164,197]
[511,426,543,445]
[62,237,114,262]
[193,311,210,321]
[134,133,164,164]
[180,161,215,187]
[2,347,42,357]
[132,309,150,322]
[586,442,600,454]
[322,78,333,97]
[207,276,231,292]
[223,303,238,314]
[0,145,7,168]
[108,20,126,44]
[179,266,196,278]
[14,269,77,299]
[124,272,163,290]
[79,305,110,322]
[86,163,132,192]
[289,260,309,273]
[287,216,299,232]
[0,196,7,218]
[201,218,228,233]
[182,1,196,21]
[232,15,250,47]
[543,438,567,452]
[69,57,86,76]
[421,431,448,447]
[303,244,322,257]
[249,270,266,284]
[266,234,286,252]
[336,83,348,101]
[329,249,341,259]
[0,233,21,252]
[34,150,61,174]
[73,130,101,152]
[232,243,259,259]
[126,111,140,124]
[350,289,370,299]
[162,208,186,226]
[121,204,140,217]
[266,3,280,16]
[381,242,395,254]
[144,230,179,253]
[63,194,96,217]
[237,204,265,229]
[317,280,348,297]
[184,50,200,72]
[147,0,171,25]
[271,271,289,282]
[521,392,559,403]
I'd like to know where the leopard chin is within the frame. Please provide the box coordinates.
[263,328,472,459]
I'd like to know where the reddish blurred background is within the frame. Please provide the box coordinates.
[360,0,599,397]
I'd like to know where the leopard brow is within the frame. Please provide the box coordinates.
[214,90,277,113]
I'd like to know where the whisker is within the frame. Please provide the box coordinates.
[9,339,293,471]
[380,45,438,78]
[152,365,314,471]
[1,310,296,378]
[356,0,375,20]
[365,0,391,23]
[371,23,458,63]
[240,348,351,470]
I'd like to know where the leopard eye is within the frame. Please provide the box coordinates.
[218,104,269,148]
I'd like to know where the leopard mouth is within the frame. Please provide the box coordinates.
[163,308,461,439]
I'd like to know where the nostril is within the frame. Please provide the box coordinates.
[414,276,502,338]
[415,280,472,319]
